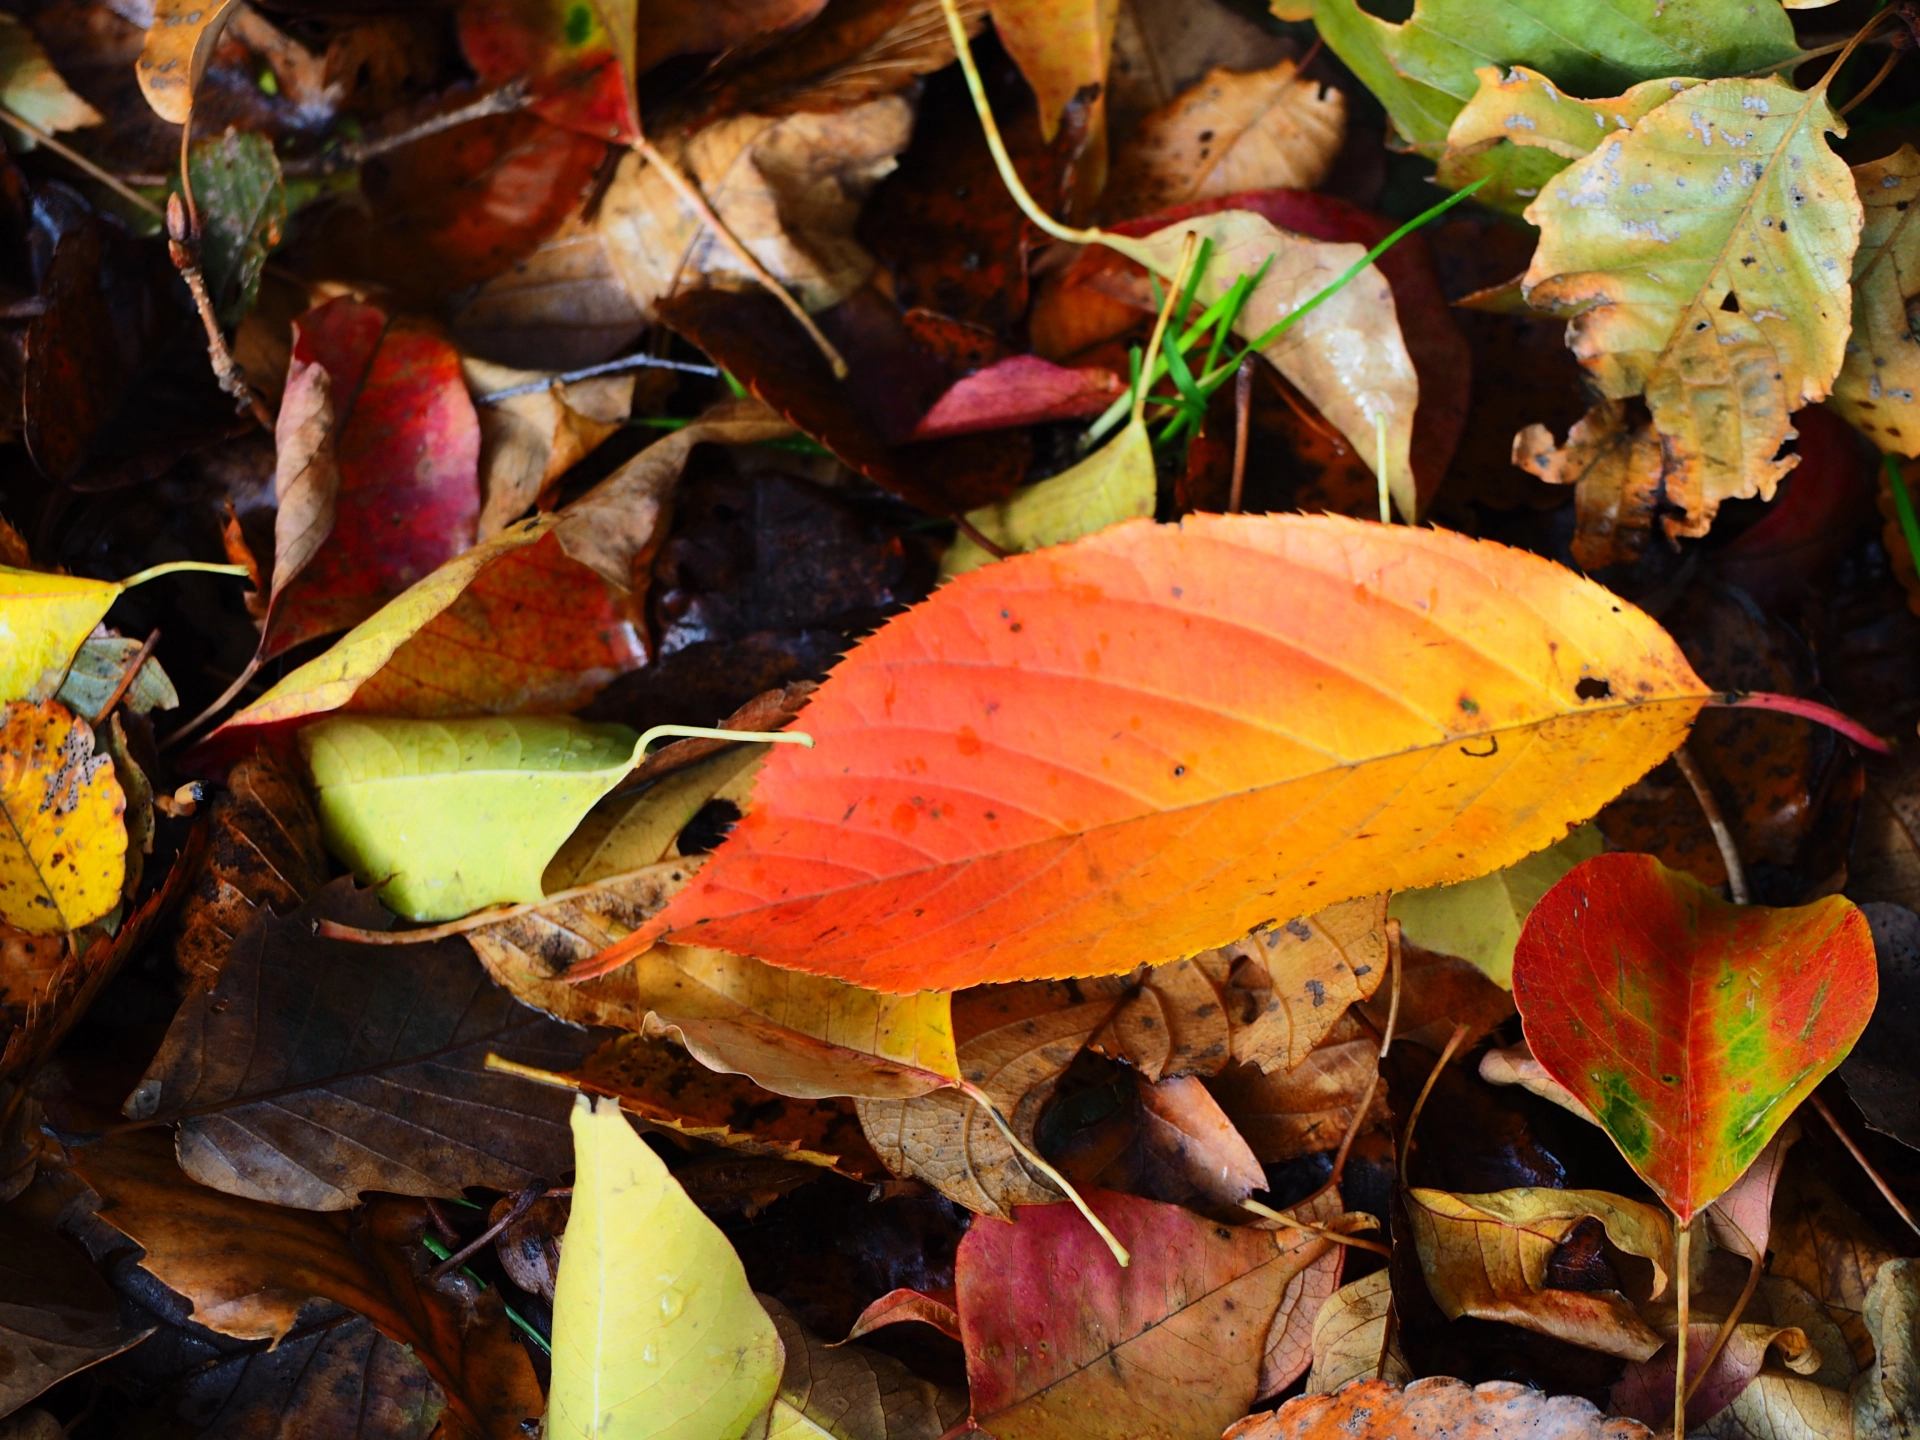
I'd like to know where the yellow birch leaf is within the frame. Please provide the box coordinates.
[1523,74,1863,543]
[941,417,1155,577]
[549,1093,783,1440]
[0,701,125,934]
[1831,145,1920,455]
[136,0,244,125]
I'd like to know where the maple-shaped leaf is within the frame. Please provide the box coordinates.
[613,514,1713,992]
[1512,852,1877,1223]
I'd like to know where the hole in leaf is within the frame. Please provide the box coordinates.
[1575,677,1613,701]
[679,799,744,854]
[1720,291,1740,313]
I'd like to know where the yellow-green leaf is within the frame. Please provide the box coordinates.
[1389,824,1602,988]
[300,715,642,921]
[941,417,1155,577]
[1523,75,1863,543]
[549,1093,783,1440]
[1831,145,1920,455]
[0,700,126,934]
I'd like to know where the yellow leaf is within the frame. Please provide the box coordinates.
[1831,145,1920,456]
[546,750,764,892]
[941,417,1156,577]
[1305,1271,1409,1394]
[0,701,125,934]
[1523,75,1863,543]
[136,0,244,125]
[1512,399,1668,570]
[549,1093,783,1440]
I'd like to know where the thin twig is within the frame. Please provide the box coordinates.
[1399,1024,1470,1185]
[1841,46,1905,115]
[1673,746,1749,905]
[283,81,531,177]
[89,629,160,725]
[1228,359,1253,513]
[475,352,721,405]
[1687,1214,1762,1406]
[1811,1093,1920,1241]
[0,108,162,218]
[1240,1198,1391,1255]
[1674,1219,1692,1440]
[428,1178,545,1283]
[166,193,274,430]
[160,653,260,751]
[636,136,848,378]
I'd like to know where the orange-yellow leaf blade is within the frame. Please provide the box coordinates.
[639,514,1708,991]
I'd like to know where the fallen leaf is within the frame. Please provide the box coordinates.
[1839,903,1920,1150]
[988,0,1115,152]
[847,1287,962,1344]
[1207,1015,1387,1164]
[173,746,326,987]
[762,1293,968,1439]
[53,634,178,719]
[1261,1187,1353,1398]
[908,356,1125,440]
[1512,399,1668,571]
[0,564,208,704]
[74,1132,544,1439]
[464,357,633,539]
[1478,1043,1595,1124]
[1126,1072,1267,1209]
[1849,752,1920,912]
[0,14,98,136]
[546,747,763,890]
[0,700,124,934]
[262,299,483,658]
[135,0,245,124]
[621,514,1712,992]
[125,879,596,1210]
[452,211,648,373]
[1512,852,1878,1222]
[956,1187,1339,1440]
[548,1093,784,1440]
[1404,1186,1672,1359]
[1522,76,1862,547]
[1105,59,1345,218]
[1308,0,1796,151]
[1831,145,1920,456]
[1227,1376,1657,1440]
[1770,1159,1899,1369]
[1852,1257,1920,1440]
[301,715,644,920]
[567,1032,884,1179]
[0,1205,151,1417]
[1305,1270,1410,1394]
[180,129,284,325]
[940,416,1155,576]
[457,0,636,143]
[1390,824,1603,989]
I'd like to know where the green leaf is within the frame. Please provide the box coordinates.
[178,129,286,324]
[941,417,1156,577]
[1389,824,1602,988]
[1311,0,1798,151]
[300,715,642,921]
[54,635,178,718]
[1512,852,1878,1223]
[549,1093,783,1440]
[1522,74,1862,547]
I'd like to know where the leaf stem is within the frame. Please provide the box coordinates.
[118,560,253,589]
[1672,746,1749,904]
[1673,1219,1691,1440]
[1810,1093,1920,1241]
[1239,1198,1391,1255]
[0,106,163,218]
[1397,1023,1470,1186]
[1840,45,1905,116]
[1686,1214,1760,1406]
[959,1080,1130,1267]
[1228,359,1253,512]
[1707,692,1891,753]
[1134,233,1199,431]
[636,723,812,756]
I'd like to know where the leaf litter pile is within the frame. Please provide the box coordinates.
[17,1,1920,1438]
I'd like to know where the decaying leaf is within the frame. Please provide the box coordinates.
[1206,1015,1387,1164]
[126,880,596,1210]
[548,1094,784,1440]
[1512,399,1668,571]
[464,357,635,539]
[1522,76,1863,548]
[762,1294,968,1440]
[0,1207,151,1418]
[1305,1271,1410,1395]
[623,514,1712,992]
[1831,146,1920,455]
[1228,1376,1657,1440]
[0,700,125,934]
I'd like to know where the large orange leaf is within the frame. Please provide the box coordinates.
[615,514,1711,991]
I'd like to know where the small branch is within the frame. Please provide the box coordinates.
[1811,1093,1920,1241]
[284,81,531,178]
[1673,745,1749,905]
[475,352,720,405]
[635,136,849,379]
[0,108,162,218]
[1228,359,1253,513]
[89,629,160,725]
[1708,691,1892,753]
[428,1178,545,1283]
[166,194,274,431]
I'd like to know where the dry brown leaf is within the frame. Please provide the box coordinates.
[453,215,648,374]
[173,748,326,988]
[761,1294,969,1439]
[1305,1270,1410,1395]
[0,1207,150,1419]
[1259,1186,1350,1398]
[1850,753,1920,912]
[1404,1187,1673,1359]
[1359,939,1515,1056]
[1228,1377,1657,1440]
[1770,1160,1901,1369]
[1091,896,1388,1080]
[597,98,911,322]
[1131,1073,1267,1208]
[463,358,636,540]
[1107,0,1295,143]
[1105,59,1345,218]
[1513,399,1668,571]
[1207,1017,1387,1164]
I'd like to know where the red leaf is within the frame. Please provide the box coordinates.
[910,355,1126,440]
[458,0,636,143]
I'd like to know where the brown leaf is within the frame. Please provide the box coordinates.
[1227,1377,1656,1440]
[452,212,647,373]
[1259,1186,1350,1399]
[1513,400,1667,571]
[0,1205,150,1416]
[173,747,325,989]
[492,1194,565,1302]
[1305,1270,1410,1395]
[762,1293,969,1439]
[847,1287,962,1343]
[1127,1073,1266,1209]
[1105,59,1345,219]
[1849,751,1920,912]
[127,879,595,1211]
[72,1132,542,1440]
[1770,1160,1900,1369]
[464,356,635,539]
[1207,1016,1387,1164]
[1360,939,1516,1057]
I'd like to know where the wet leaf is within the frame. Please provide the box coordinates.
[0,1205,151,1416]
[1227,1376,1657,1440]
[549,1093,784,1440]
[1831,146,1920,456]
[623,514,1712,992]
[1522,76,1862,550]
[1512,852,1878,1222]
[127,879,596,1210]
[0,700,124,934]
[956,1187,1342,1440]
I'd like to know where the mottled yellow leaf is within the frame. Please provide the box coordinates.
[1831,145,1920,456]
[0,701,125,934]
